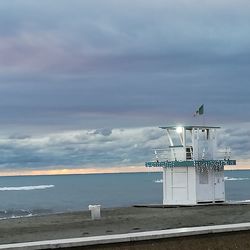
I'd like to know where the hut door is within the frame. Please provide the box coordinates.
[214,170,225,201]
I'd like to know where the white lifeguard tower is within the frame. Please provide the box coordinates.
[145,125,236,205]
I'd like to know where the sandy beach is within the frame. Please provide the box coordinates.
[1,204,250,245]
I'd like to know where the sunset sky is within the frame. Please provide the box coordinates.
[0,0,250,175]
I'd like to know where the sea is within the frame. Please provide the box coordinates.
[0,170,250,220]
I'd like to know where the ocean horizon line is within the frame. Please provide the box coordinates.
[0,164,248,177]
[0,166,161,177]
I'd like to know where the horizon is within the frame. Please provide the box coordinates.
[0,164,249,177]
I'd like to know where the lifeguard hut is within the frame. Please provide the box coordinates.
[145,125,236,205]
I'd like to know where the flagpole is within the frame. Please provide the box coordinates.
[202,104,205,126]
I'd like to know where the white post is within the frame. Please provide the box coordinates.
[183,127,186,160]
[163,168,167,204]
[88,205,101,220]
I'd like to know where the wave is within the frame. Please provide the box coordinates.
[0,185,55,191]
[154,177,249,183]
[227,200,250,204]
[0,213,33,220]
[0,209,33,220]
[224,177,250,181]
[0,208,54,220]
[154,179,163,183]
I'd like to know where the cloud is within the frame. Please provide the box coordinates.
[93,128,112,136]
[0,127,166,170]
[0,0,249,156]
[1,0,250,74]
[8,134,31,140]
[0,125,249,171]
[220,125,250,159]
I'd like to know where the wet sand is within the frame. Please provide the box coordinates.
[1,204,250,245]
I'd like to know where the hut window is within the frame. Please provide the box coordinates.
[199,171,208,184]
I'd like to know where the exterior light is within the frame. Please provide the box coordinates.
[176,126,183,134]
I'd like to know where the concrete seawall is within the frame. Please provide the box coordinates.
[1,223,250,250]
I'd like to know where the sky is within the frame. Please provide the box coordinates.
[0,0,250,174]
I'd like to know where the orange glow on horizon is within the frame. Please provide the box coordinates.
[225,165,250,170]
[0,164,249,177]
[0,166,162,177]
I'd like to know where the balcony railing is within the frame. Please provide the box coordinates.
[151,147,232,162]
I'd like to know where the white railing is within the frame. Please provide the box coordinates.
[153,147,186,161]
[152,147,232,162]
[217,147,231,160]
[153,148,171,162]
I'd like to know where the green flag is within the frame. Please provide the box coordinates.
[194,104,204,116]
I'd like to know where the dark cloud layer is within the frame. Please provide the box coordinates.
[0,127,166,169]
[0,126,248,170]
[0,1,249,169]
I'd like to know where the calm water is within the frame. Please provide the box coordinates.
[0,170,250,219]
